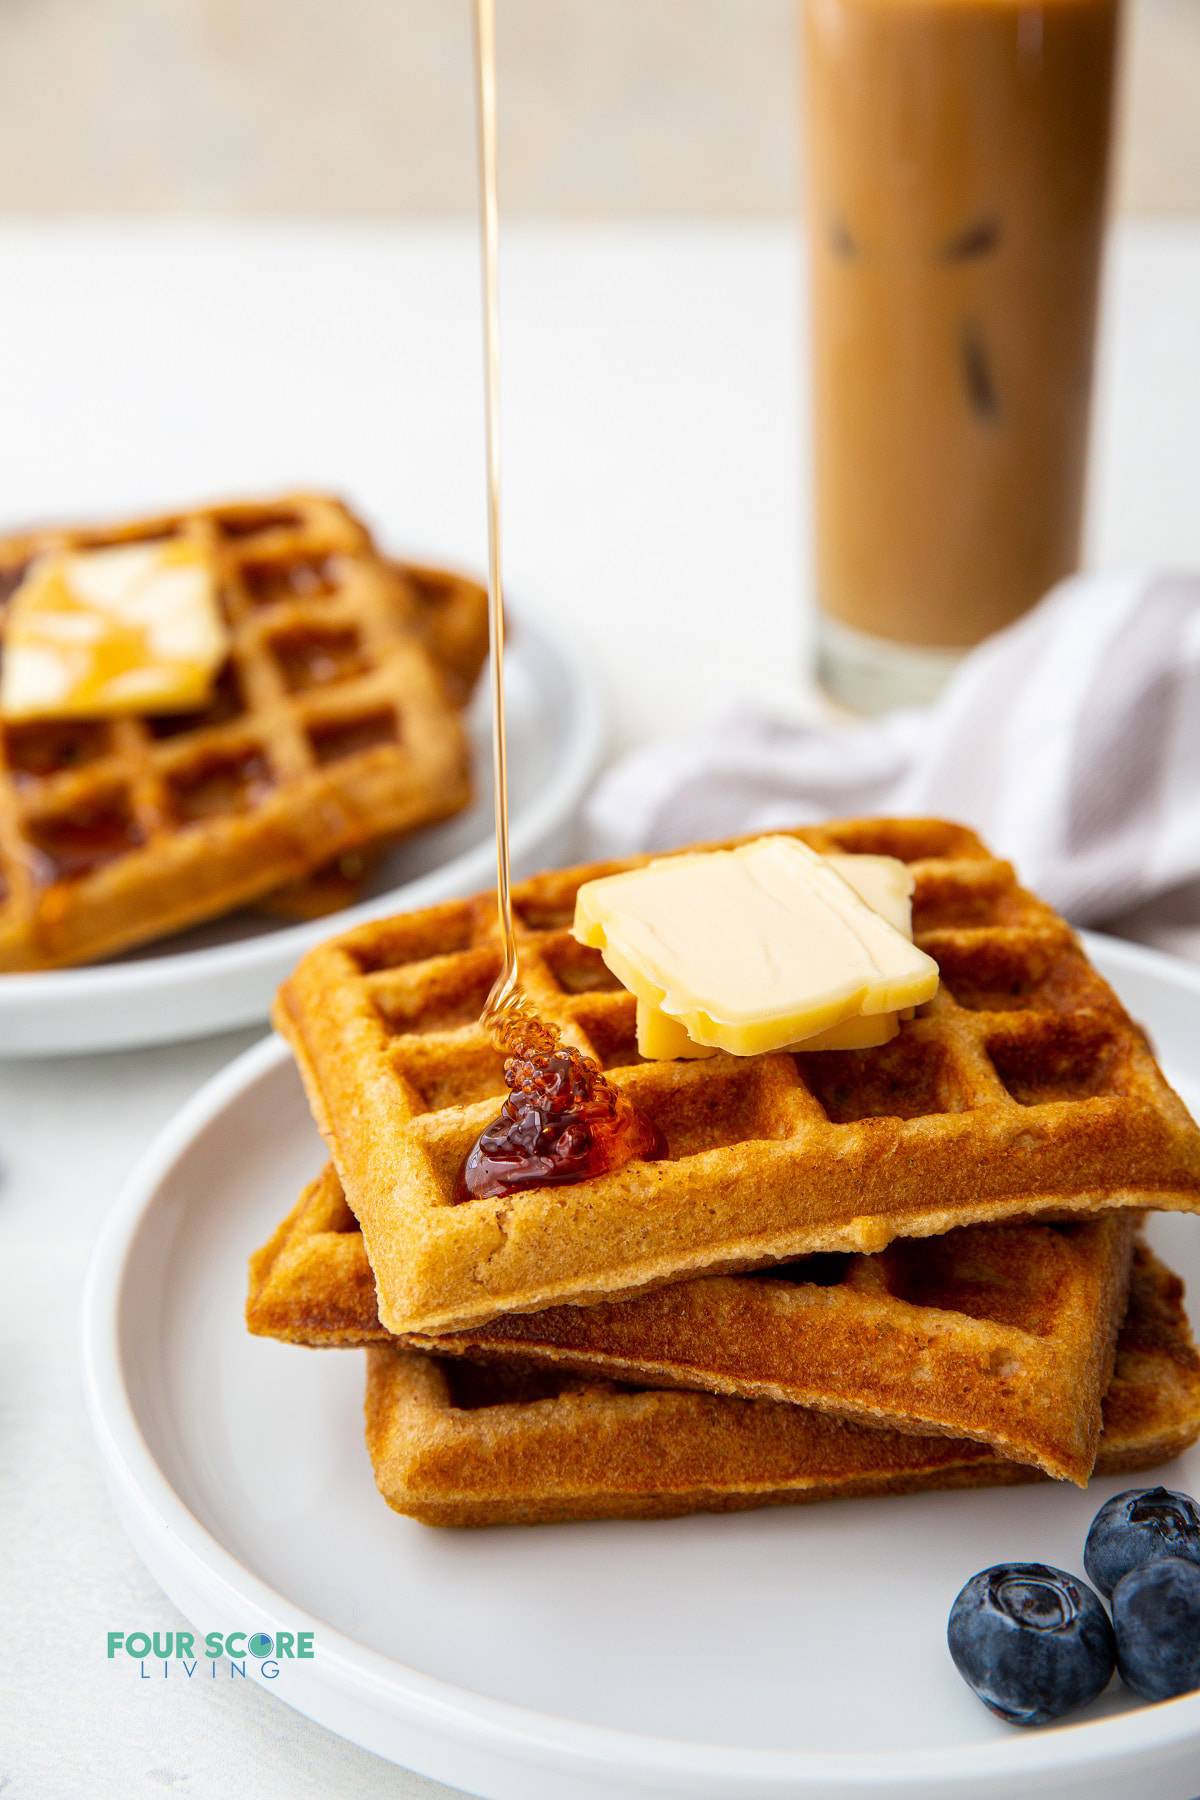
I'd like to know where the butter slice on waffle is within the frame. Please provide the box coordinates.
[249,1166,1136,1482]
[574,839,936,1057]
[621,852,921,1059]
[0,496,473,971]
[275,820,1200,1337]
[1,539,228,719]
[362,1243,1200,1527]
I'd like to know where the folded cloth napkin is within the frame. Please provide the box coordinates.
[585,571,1200,960]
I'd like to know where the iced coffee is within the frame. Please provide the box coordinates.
[803,0,1121,709]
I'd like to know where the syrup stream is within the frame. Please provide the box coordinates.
[473,0,525,1044]
[458,1,663,1197]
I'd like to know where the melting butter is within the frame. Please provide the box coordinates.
[0,540,228,720]
[573,838,938,1059]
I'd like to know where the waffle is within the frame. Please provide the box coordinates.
[363,1242,1200,1526]
[249,1166,1136,1482]
[257,847,388,924]
[275,819,1200,1336]
[400,559,490,709]
[257,557,488,922]
[0,496,474,970]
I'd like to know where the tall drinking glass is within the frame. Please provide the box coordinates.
[803,0,1121,711]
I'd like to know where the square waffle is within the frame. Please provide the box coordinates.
[275,819,1200,1336]
[248,1167,1136,1483]
[0,495,474,970]
[363,1242,1200,1526]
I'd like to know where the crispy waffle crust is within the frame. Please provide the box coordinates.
[0,496,475,969]
[363,1244,1200,1527]
[275,819,1200,1335]
[249,1167,1137,1483]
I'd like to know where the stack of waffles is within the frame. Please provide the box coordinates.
[0,494,488,969]
[249,818,1200,1526]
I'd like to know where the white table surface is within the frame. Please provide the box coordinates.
[3,221,1200,1800]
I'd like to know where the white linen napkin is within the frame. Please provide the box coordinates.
[585,571,1200,959]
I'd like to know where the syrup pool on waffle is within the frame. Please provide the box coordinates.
[457,1019,664,1203]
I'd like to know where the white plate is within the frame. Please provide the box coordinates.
[82,934,1200,1799]
[0,610,601,1057]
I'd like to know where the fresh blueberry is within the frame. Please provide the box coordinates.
[948,1563,1115,1726]
[1084,1487,1200,1597]
[1112,1557,1200,1701]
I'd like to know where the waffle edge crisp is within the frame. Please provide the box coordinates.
[362,1243,1200,1527]
[275,819,1200,1335]
[0,495,475,970]
[248,1166,1137,1483]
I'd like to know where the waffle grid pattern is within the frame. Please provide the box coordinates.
[0,495,473,968]
[249,1167,1137,1481]
[362,1244,1200,1526]
[277,820,1200,1335]
[253,556,488,922]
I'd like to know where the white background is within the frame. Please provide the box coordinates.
[3,222,1200,1800]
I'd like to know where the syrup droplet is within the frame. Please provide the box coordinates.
[456,1023,662,1203]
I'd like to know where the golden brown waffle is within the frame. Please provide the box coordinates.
[275,819,1200,1336]
[400,559,489,709]
[0,496,474,970]
[249,1166,1136,1483]
[256,557,489,923]
[256,848,388,924]
[364,1242,1200,1526]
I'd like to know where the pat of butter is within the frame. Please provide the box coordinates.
[635,995,904,1060]
[0,540,228,720]
[573,837,939,1060]
[632,854,916,1060]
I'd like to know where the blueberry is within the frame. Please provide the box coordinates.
[1112,1557,1200,1701]
[948,1563,1115,1726]
[1084,1487,1200,1597]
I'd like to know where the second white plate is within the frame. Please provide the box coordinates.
[82,934,1200,1798]
[0,609,601,1057]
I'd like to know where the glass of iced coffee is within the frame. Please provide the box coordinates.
[803,0,1121,711]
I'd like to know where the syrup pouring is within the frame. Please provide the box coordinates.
[459,0,660,1202]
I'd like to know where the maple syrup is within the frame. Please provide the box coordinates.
[26,793,145,886]
[168,747,274,823]
[458,1037,663,1202]
[3,718,112,782]
[459,0,659,1203]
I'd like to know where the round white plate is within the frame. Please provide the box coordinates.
[82,934,1200,1799]
[0,610,601,1057]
